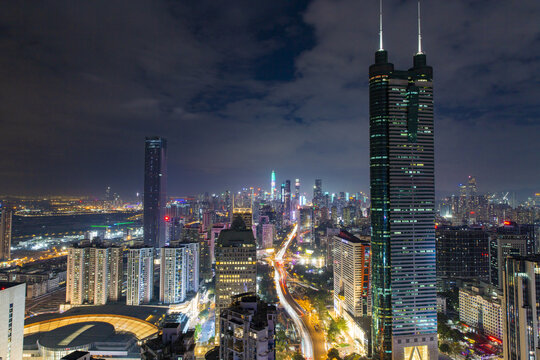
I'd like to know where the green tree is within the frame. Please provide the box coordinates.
[275,329,289,353]
[327,348,341,360]
[335,316,348,333]
[439,343,450,353]
[194,324,202,340]
[293,352,306,360]
[326,319,340,343]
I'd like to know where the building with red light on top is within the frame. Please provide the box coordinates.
[489,221,534,288]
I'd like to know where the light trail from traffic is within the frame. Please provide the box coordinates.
[274,224,314,360]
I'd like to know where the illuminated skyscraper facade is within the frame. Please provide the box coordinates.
[160,247,188,304]
[0,206,12,262]
[333,231,371,318]
[502,255,540,360]
[283,180,291,222]
[144,137,167,248]
[159,242,199,304]
[0,282,25,360]
[126,247,154,306]
[215,216,257,337]
[66,244,123,306]
[271,170,276,200]
[313,179,323,207]
[369,7,437,358]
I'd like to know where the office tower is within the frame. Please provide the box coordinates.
[232,207,253,230]
[502,255,540,360]
[215,216,257,336]
[293,179,301,220]
[126,247,154,305]
[490,229,529,288]
[160,247,188,304]
[219,293,276,360]
[458,281,503,340]
[271,170,276,201]
[313,179,323,206]
[299,206,314,243]
[190,228,211,283]
[0,206,12,261]
[144,136,167,248]
[202,211,213,232]
[333,231,371,319]
[66,244,123,305]
[283,180,291,222]
[369,3,437,359]
[0,282,25,360]
[342,206,352,227]
[165,216,183,245]
[329,205,338,226]
[435,226,490,288]
[210,223,228,264]
[467,176,477,196]
[262,223,275,249]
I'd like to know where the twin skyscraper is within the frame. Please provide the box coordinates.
[369,1,437,360]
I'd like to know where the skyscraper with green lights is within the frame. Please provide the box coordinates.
[369,3,437,359]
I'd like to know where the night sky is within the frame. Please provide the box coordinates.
[0,0,538,199]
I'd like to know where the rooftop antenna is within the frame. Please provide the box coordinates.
[417,0,423,54]
[379,0,384,51]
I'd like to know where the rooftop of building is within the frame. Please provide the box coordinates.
[0,281,25,290]
[61,351,90,360]
[25,304,168,326]
[142,329,195,356]
[161,242,198,249]
[507,254,540,262]
[33,322,116,349]
[435,225,487,232]
[71,241,121,249]
[217,217,255,246]
[127,245,154,250]
[335,230,370,245]
[222,293,275,330]
[163,322,180,329]
[460,280,502,300]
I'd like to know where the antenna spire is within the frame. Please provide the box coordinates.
[417,0,423,54]
[379,0,384,51]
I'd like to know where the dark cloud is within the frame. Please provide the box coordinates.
[0,0,538,199]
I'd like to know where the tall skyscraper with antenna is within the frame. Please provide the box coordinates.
[369,1,437,360]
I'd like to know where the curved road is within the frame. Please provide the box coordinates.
[274,225,326,360]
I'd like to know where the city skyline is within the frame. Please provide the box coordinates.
[0,1,538,360]
[0,0,538,199]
